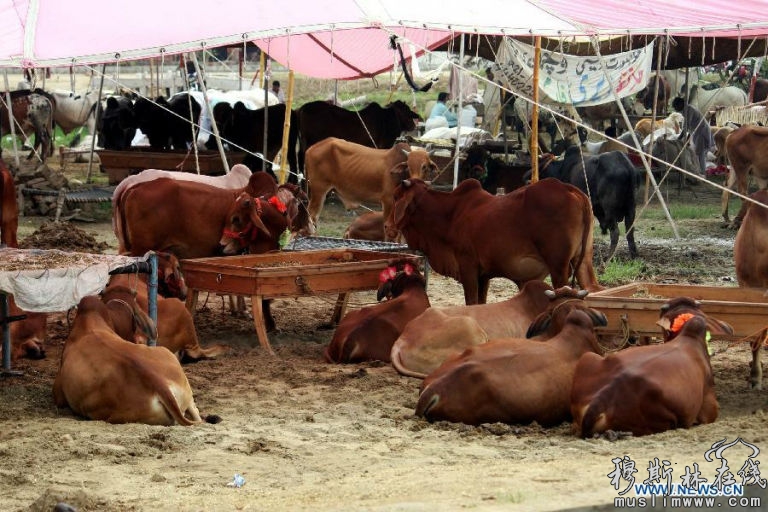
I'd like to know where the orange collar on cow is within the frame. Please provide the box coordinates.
[670,313,695,333]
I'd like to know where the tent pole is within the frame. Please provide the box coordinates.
[645,41,664,203]
[278,70,295,185]
[3,70,20,169]
[191,52,230,174]
[590,37,679,240]
[263,59,269,174]
[530,36,541,182]
[452,34,465,189]
[85,64,106,184]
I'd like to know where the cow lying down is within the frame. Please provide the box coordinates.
[53,295,218,425]
[571,297,733,437]
[325,261,429,363]
[415,307,607,426]
[391,281,599,379]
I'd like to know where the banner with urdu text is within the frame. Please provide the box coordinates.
[494,38,654,106]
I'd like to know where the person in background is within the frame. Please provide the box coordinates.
[428,92,457,128]
[272,80,286,103]
[672,96,713,176]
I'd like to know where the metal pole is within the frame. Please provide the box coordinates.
[263,59,269,174]
[191,52,230,174]
[86,64,106,184]
[452,35,465,189]
[1,294,10,372]
[530,36,542,182]
[3,70,21,169]
[147,252,158,347]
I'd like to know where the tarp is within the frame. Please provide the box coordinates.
[1,1,767,71]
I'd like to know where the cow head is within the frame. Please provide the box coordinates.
[401,148,438,181]
[155,251,188,300]
[98,96,136,150]
[277,183,315,236]
[388,100,422,132]
[376,260,423,301]
[656,297,733,344]
[525,286,607,342]
[221,192,288,255]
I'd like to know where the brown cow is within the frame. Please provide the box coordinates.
[53,295,213,425]
[304,138,437,240]
[114,171,279,259]
[721,125,768,227]
[415,308,607,426]
[219,191,289,255]
[343,211,385,241]
[103,279,228,362]
[734,189,768,389]
[391,281,599,378]
[1,295,47,361]
[571,297,731,437]
[387,177,602,305]
[1,157,18,248]
[713,125,736,167]
[324,261,429,363]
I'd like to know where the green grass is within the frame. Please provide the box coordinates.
[599,258,645,287]
[2,126,88,150]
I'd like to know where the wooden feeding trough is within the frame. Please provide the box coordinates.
[585,283,768,344]
[180,249,424,354]
[97,148,246,185]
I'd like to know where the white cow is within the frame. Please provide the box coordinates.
[50,90,100,138]
[689,85,748,115]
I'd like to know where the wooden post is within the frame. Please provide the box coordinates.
[530,36,542,182]
[278,70,295,184]
[452,34,465,189]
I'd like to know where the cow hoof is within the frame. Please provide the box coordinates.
[54,502,77,512]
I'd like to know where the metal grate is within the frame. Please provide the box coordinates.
[22,186,114,204]
[285,235,411,253]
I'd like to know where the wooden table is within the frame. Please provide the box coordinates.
[180,249,423,354]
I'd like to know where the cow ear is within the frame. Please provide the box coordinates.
[390,163,410,187]
[131,305,158,344]
[392,194,411,227]
[705,317,734,336]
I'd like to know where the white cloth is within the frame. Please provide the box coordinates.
[0,249,148,312]
[459,105,477,127]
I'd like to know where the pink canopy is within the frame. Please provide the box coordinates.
[1,0,767,75]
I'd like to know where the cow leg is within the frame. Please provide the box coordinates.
[721,168,738,224]
[459,268,480,305]
[750,330,765,390]
[607,225,620,260]
[477,276,491,305]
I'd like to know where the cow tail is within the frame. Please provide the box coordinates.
[155,384,197,426]
[113,190,130,254]
[390,343,429,379]
[570,191,593,288]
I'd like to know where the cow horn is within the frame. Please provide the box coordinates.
[401,148,411,157]
[544,289,557,298]
[403,179,413,188]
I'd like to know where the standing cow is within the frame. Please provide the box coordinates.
[386,177,603,305]
[721,125,768,228]
[0,89,55,160]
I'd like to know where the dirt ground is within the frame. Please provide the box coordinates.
[3,181,768,512]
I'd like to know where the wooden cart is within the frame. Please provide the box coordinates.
[585,283,768,344]
[180,249,423,354]
[97,148,245,185]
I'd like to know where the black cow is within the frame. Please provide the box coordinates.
[297,100,421,172]
[210,102,299,184]
[133,94,201,151]
[97,96,137,150]
[538,146,639,259]
[461,146,528,194]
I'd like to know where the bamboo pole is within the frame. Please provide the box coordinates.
[530,36,541,182]
[452,34,465,189]
[191,52,230,174]
[278,70,295,184]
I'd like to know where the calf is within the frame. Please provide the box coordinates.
[391,282,603,378]
[571,297,732,437]
[538,146,638,259]
[387,177,602,305]
[53,295,211,425]
[305,138,437,240]
[415,309,607,426]
[103,279,228,362]
[343,211,384,241]
[324,261,429,363]
[734,189,768,389]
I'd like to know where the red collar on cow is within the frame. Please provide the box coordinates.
[222,198,264,243]
[268,195,287,214]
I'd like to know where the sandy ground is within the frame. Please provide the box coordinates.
[3,195,768,511]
